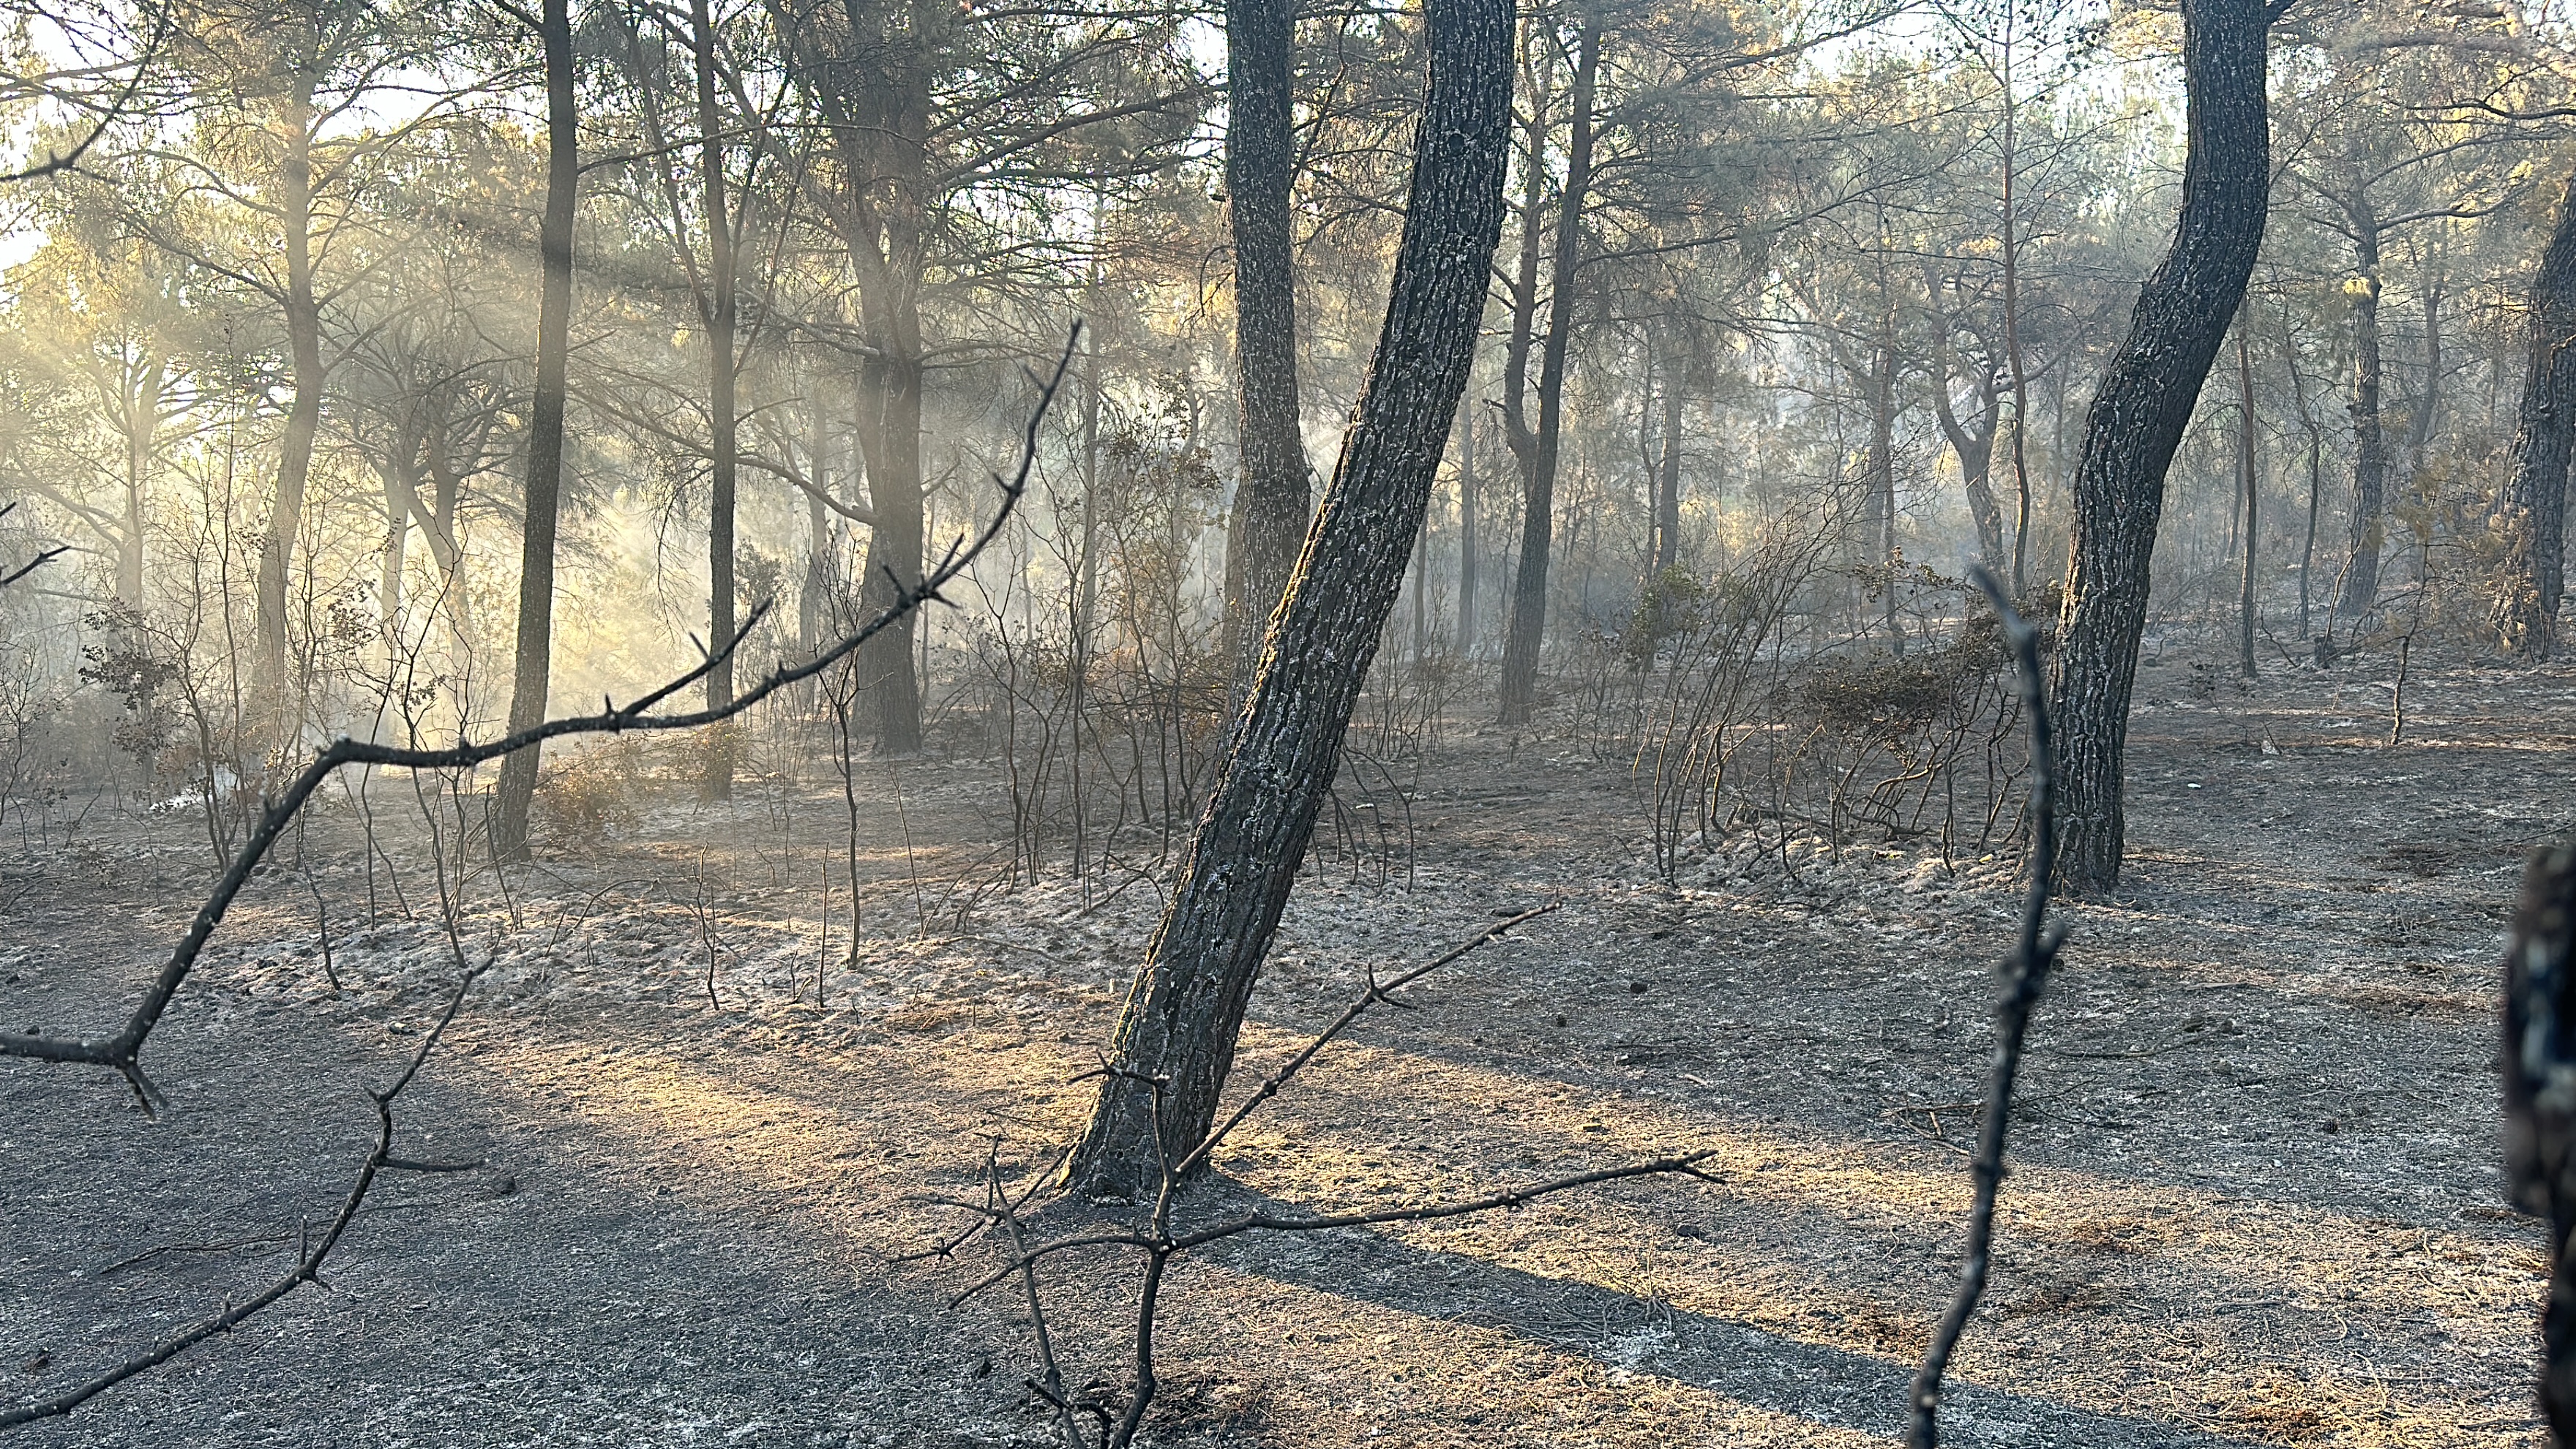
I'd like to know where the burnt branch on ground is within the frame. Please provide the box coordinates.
[1906,565,2067,1449]
[922,900,1725,1449]
[0,324,1076,1109]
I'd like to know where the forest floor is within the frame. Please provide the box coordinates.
[1,644,2564,1448]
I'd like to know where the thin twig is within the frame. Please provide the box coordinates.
[1172,899,1560,1180]
[1906,565,2066,1449]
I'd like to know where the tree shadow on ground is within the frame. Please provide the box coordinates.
[1189,1177,2278,1449]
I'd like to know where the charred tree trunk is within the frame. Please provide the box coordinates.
[2338,206,2386,618]
[492,0,579,861]
[2497,171,2576,657]
[1063,0,1513,1200]
[1497,11,1597,725]
[2048,0,2268,896]
[2504,846,2576,1443]
[1221,0,1313,701]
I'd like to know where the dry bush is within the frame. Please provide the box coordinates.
[529,738,651,847]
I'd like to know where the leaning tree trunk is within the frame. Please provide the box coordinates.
[2496,171,2576,658]
[1220,0,1313,702]
[1063,0,1513,1199]
[2504,845,2576,1443]
[1497,10,1598,724]
[2048,0,2269,896]
[2337,207,2386,618]
[493,0,580,861]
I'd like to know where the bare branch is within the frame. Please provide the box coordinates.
[0,324,1080,1097]
[1905,566,2065,1449]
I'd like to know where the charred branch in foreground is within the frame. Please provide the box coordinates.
[0,954,484,1429]
[2504,845,2576,1445]
[1906,565,2066,1449]
[925,901,1721,1449]
[0,326,1075,1107]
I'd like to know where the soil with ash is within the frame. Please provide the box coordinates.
[1,653,2563,1448]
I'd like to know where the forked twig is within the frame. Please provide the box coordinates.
[0,957,487,1428]
[937,902,1717,1449]
[1905,565,2067,1449]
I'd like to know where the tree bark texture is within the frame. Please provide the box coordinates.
[1497,12,1595,725]
[493,0,580,861]
[2504,845,2576,1445]
[2497,171,2576,656]
[2337,206,2386,618]
[1063,0,1513,1199]
[2047,0,2267,896]
[1221,0,1313,701]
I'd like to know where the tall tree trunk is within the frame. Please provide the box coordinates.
[1221,0,1312,701]
[372,429,423,636]
[2497,171,2576,656]
[2047,0,2269,896]
[796,0,934,758]
[417,401,475,647]
[1063,0,1513,1199]
[2408,273,2444,486]
[491,0,579,861]
[255,77,322,694]
[1653,368,1682,573]
[1866,317,1901,654]
[2237,304,2258,678]
[1931,357,2004,572]
[119,358,160,605]
[692,0,741,798]
[1456,394,1478,654]
[2337,205,2386,618]
[853,296,926,754]
[1999,39,2035,599]
[1497,11,1598,724]
[1493,42,1549,658]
